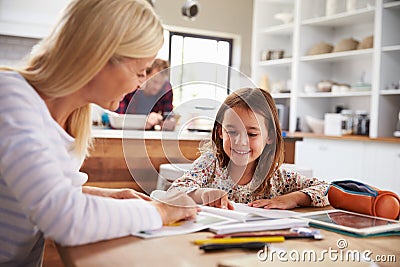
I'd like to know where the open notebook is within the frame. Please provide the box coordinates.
[208,218,308,235]
[134,206,307,238]
[134,210,236,239]
[200,203,298,222]
[199,203,307,235]
[136,190,307,238]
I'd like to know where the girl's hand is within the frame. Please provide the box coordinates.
[248,192,311,210]
[200,189,234,210]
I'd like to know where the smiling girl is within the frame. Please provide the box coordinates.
[168,88,329,210]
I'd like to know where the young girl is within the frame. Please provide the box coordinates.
[168,88,329,210]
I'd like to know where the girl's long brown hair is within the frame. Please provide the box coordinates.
[205,88,284,198]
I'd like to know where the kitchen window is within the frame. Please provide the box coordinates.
[158,30,233,107]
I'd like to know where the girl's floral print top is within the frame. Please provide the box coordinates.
[168,152,329,207]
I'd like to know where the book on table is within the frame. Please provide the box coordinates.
[200,202,299,222]
[200,203,308,235]
[208,218,309,235]
[134,195,307,238]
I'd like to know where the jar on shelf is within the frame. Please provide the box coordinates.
[341,109,353,135]
[326,0,339,16]
[353,110,370,136]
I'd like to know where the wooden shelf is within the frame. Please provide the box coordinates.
[298,91,371,98]
[382,45,400,52]
[258,23,294,35]
[252,0,399,137]
[258,58,292,67]
[301,7,375,27]
[384,1,400,9]
[300,49,373,63]
[380,89,400,95]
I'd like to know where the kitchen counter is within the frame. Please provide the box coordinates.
[92,128,303,142]
[287,132,400,143]
[91,128,211,141]
[83,128,302,193]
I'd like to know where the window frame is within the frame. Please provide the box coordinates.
[167,31,234,96]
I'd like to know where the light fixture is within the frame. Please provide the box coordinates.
[182,0,199,20]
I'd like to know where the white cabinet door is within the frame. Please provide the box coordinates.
[295,138,364,182]
[363,142,400,194]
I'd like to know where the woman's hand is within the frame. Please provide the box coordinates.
[248,192,311,210]
[83,186,151,200]
[106,189,152,200]
[151,191,199,225]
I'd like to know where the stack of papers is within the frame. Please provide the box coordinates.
[209,218,309,235]
[134,211,235,239]
[134,201,308,238]
[201,202,299,222]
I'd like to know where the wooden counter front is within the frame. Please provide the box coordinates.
[81,137,300,192]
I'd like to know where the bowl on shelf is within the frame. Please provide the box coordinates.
[317,80,334,92]
[307,42,334,56]
[333,38,359,52]
[274,12,294,24]
[305,115,324,134]
[106,111,147,130]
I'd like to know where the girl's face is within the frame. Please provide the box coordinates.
[219,107,272,167]
[84,56,155,111]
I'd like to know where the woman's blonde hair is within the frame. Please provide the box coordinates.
[204,88,284,198]
[3,0,163,157]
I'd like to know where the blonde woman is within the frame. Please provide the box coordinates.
[0,0,196,265]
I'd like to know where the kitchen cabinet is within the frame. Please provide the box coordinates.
[295,138,364,182]
[252,0,400,138]
[0,0,69,38]
[295,137,400,194]
[362,142,400,191]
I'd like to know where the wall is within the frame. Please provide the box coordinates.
[0,35,38,66]
[153,0,253,76]
[0,0,254,76]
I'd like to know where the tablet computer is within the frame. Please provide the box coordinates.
[295,209,400,236]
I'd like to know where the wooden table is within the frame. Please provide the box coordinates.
[57,208,400,267]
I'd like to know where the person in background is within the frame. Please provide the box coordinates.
[168,88,329,210]
[0,0,196,265]
[116,58,174,130]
